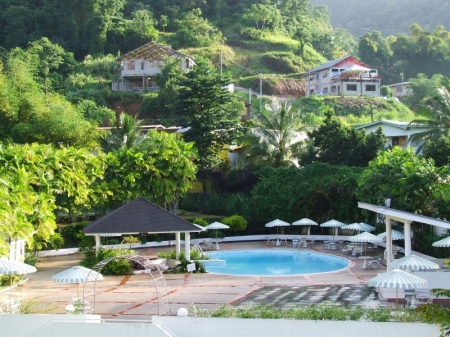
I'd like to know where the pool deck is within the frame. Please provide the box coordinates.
[9,241,448,319]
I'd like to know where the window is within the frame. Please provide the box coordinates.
[347,84,357,91]
[331,86,336,93]
[366,85,376,92]
[396,87,403,92]
[149,60,154,67]
[186,59,190,68]
[392,137,399,146]
[315,73,319,80]
[141,61,145,70]
[127,61,135,70]
[322,73,328,78]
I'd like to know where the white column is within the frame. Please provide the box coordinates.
[184,232,191,261]
[404,220,412,256]
[385,217,393,265]
[175,232,181,259]
[95,235,101,251]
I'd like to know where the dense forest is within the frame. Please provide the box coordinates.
[311,0,450,37]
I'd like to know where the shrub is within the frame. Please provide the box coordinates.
[79,248,135,275]
[192,218,208,227]
[0,274,22,286]
[222,215,248,233]
[157,249,208,261]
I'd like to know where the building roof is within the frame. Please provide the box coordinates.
[355,120,429,131]
[387,82,410,87]
[309,55,371,73]
[117,41,191,62]
[84,198,202,236]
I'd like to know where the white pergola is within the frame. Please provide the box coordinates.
[358,202,450,266]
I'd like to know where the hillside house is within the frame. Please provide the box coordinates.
[112,41,195,92]
[305,56,380,97]
[387,82,411,98]
[355,120,433,152]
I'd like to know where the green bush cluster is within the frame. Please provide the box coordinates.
[191,303,424,322]
[0,274,22,286]
[79,248,135,275]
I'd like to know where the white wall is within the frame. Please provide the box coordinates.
[0,315,440,337]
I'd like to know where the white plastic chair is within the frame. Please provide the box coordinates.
[352,246,363,256]
[292,239,300,248]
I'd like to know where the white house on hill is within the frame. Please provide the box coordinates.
[305,55,380,97]
[112,41,195,92]
[355,120,433,152]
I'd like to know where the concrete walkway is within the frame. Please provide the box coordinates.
[9,241,405,319]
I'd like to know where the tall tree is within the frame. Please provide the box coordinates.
[175,58,243,209]
[241,99,305,168]
[154,57,186,123]
[100,113,146,152]
[408,86,450,152]
[0,143,106,254]
[356,146,450,216]
[301,111,386,167]
[358,31,393,81]
[103,131,198,212]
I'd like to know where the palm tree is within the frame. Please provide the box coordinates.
[100,113,146,151]
[241,99,306,167]
[408,86,450,152]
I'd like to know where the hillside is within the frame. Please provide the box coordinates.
[311,0,450,37]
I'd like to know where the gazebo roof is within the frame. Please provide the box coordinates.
[84,197,202,236]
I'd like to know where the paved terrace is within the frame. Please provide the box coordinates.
[8,241,447,319]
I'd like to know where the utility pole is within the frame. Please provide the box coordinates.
[220,50,223,75]
[259,74,262,113]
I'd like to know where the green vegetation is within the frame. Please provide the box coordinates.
[1,0,450,266]
[190,303,450,334]
[80,248,135,275]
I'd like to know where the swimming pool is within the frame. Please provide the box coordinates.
[203,250,350,276]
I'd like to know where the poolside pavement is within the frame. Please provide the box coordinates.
[7,241,433,319]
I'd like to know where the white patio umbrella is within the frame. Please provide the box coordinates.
[388,255,440,273]
[204,222,230,248]
[51,266,104,284]
[348,232,381,265]
[320,219,346,240]
[292,218,318,236]
[52,266,104,302]
[341,222,375,233]
[265,219,290,246]
[0,258,37,286]
[359,222,376,232]
[367,269,428,307]
[0,258,37,275]
[432,236,450,247]
[377,230,405,241]
[265,219,290,234]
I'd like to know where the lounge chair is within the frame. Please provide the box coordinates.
[367,259,381,269]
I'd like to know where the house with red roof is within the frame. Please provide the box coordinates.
[305,55,381,97]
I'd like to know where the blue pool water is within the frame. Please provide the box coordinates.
[203,250,350,276]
